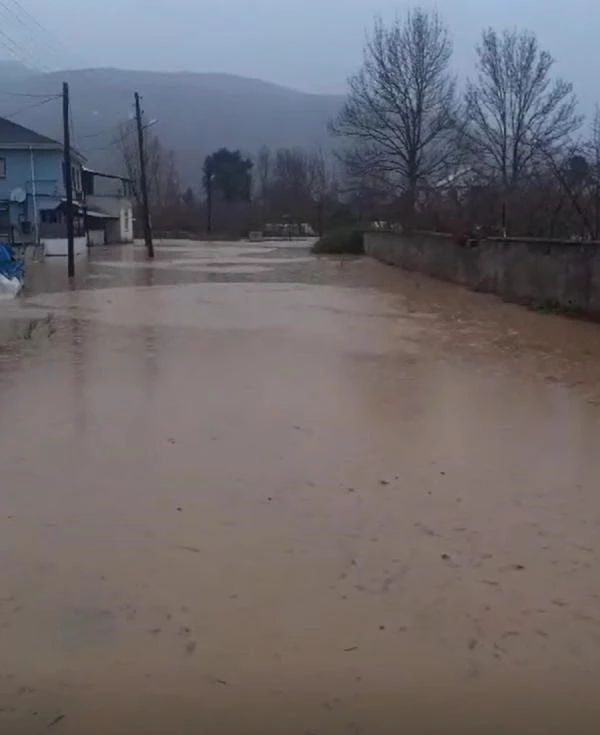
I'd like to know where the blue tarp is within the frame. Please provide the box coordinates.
[0,244,25,282]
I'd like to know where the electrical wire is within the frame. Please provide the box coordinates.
[1,94,60,120]
[84,145,116,153]
[7,0,67,50]
[0,0,74,67]
[0,25,47,70]
[0,88,60,97]
[0,1,84,73]
[79,119,134,140]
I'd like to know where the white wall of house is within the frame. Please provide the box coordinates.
[44,236,87,257]
[87,195,134,243]
[88,229,105,246]
[120,205,133,242]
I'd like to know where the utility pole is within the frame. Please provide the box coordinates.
[63,82,75,278]
[135,92,154,258]
[206,169,213,235]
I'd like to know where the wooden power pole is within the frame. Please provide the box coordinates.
[135,92,154,258]
[206,170,213,235]
[63,81,75,278]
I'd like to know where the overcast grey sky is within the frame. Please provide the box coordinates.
[9,0,600,105]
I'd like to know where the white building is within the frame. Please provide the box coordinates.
[82,168,134,246]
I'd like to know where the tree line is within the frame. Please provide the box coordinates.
[333,7,598,239]
[117,7,600,240]
[115,123,346,237]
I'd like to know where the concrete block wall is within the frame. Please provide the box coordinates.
[365,231,600,318]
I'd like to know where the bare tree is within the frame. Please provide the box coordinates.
[115,122,140,204]
[589,106,600,238]
[330,7,460,224]
[256,147,272,199]
[163,150,180,208]
[114,122,167,210]
[307,147,335,235]
[466,27,581,234]
[270,148,313,224]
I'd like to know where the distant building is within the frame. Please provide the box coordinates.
[0,116,87,256]
[82,168,134,246]
[0,116,134,255]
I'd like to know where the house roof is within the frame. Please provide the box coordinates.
[0,116,86,160]
[0,116,60,147]
[87,207,118,219]
[83,166,133,183]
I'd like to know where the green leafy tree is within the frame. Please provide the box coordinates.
[203,148,253,233]
[203,148,253,202]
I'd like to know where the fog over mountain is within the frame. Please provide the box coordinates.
[0,64,342,183]
[0,0,598,184]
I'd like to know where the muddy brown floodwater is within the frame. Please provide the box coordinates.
[1,239,600,734]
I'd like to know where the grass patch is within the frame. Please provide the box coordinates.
[311,228,365,255]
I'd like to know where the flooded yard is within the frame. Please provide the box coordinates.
[1,239,600,734]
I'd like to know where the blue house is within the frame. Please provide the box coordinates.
[0,116,87,255]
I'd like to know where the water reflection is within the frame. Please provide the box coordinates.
[0,239,599,734]
[69,316,88,435]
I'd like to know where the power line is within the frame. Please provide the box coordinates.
[79,119,134,140]
[0,89,60,97]
[0,0,73,66]
[0,1,84,73]
[8,0,67,47]
[0,25,47,70]
[1,94,60,120]
[84,145,117,153]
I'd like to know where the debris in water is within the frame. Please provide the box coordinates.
[344,646,358,652]
[48,714,66,728]
[441,553,451,561]
[185,641,197,655]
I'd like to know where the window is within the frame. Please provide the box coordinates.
[0,158,5,179]
[41,210,61,224]
[62,163,82,191]
[72,166,81,192]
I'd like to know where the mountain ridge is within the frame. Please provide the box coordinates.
[0,65,343,184]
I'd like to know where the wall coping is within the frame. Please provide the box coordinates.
[367,230,600,247]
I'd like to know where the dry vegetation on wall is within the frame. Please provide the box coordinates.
[312,228,365,255]
[116,6,600,242]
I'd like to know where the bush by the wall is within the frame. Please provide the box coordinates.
[311,228,365,255]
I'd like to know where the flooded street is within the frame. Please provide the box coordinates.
[2,239,600,734]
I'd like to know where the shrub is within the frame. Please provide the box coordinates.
[311,227,364,255]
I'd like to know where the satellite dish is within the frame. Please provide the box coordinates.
[10,188,26,203]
